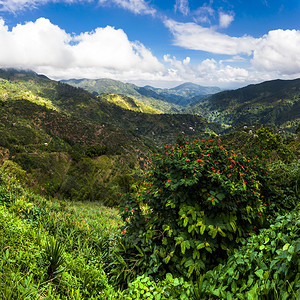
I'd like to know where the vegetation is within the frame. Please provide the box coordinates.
[187,78,300,132]
[98,94,161,114]
[62,78,184,113]
[0,68,299,299]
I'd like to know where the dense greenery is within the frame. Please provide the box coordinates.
[116,139,268,280]
[1,130,299,299]
[62,78,183,113]
[98,94,161,114]
[0,69,299,299]
[187,78,300,132]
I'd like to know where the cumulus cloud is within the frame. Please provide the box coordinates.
[174,0,190,16]
[0,18,73,67]
[162,54,251,86]
[163,19,300,84]
[252,29,300,75]
[164,18,300,77]
[219,12,234,28]
[0,18,163,80]
[164,19,257,55]
[97,0,156,15]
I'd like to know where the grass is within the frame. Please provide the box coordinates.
[0,170,123,299]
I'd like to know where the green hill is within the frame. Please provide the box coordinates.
[187,78,300,132]
[62,78,221,111]
[98,94,161,114]
[62,78,183,113]
[0,69,220,203]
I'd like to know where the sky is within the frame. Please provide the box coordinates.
[0,0,300,89]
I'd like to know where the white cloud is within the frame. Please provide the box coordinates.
[164,19,257,55]
[252,29,300,75]
[164,19,300,85]
[98,0,156,15]
[192,3,214,24]
[174,0,189,16]
[0,18,164,81]
[219,12,234,28]
[162,55,251,86]
[0,18,73,67]
[0,0,92,12]
[1,17,300,89]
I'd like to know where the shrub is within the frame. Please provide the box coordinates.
[199,210,300,299]
[114,138,268,284]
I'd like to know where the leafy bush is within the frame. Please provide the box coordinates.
[114,138,268,284]
[199,210,300,299]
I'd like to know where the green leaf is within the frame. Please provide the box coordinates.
[200,223,206,235]
[283,243,290,251]
[173,278,180,286]
[230,221,236,232]
[181,241,186,254]
[197,242,205,250]
[183,217,188,227]
[255,269,264,279]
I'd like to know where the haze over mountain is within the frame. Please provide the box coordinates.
[62,78,221,111]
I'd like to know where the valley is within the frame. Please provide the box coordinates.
[0,68,299,299]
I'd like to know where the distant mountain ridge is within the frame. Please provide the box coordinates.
[186,78,300,132]
[62,78,221,110]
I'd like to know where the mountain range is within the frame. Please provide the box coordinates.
[0,69,220,203]
[63,76,299,132]
[62,78,221,111]
[0,68,299,205]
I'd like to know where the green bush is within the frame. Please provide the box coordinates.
[114,138,268,284]
[199,210,300,299]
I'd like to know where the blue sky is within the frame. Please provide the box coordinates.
[0,0,300,88]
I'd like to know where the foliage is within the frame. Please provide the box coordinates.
[0,168,122,299]
[222,125,295,163]
[99,93,161,114]
[42,236,65,280]
[187,78,300,132]
[199,210,300,299]
[114,138,268,284]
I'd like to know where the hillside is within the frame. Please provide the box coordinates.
[62,78,221,111]
[187,78,300,132]
[98,94,161,114]
[61,78,183,113]
[0,69,221,202]
[0,70,219,140]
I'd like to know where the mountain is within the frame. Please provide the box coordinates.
[0,69,221,203]
[61,78,182,113]
[186,78,300,132]
[62,78,221,110]
[137,82,221,106]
